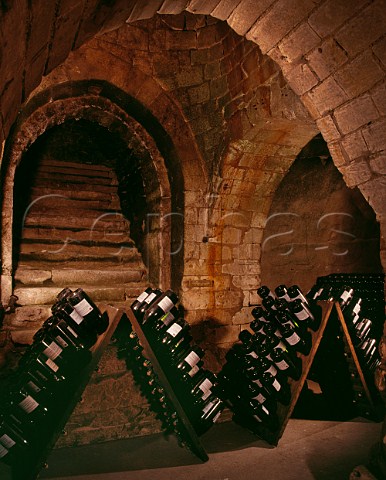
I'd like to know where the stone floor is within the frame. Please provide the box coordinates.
[1,417,381,480]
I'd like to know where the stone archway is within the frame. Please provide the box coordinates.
[1,79,195,304]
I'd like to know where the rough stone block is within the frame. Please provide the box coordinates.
[370,153,386,175]
[363,118,386,153]
[373,35,386,69]
[15,268,52,285]
[341,160,373,187]
[196,23,219,49]
[175,66,204,87]
[316,115,340,142]
[10,329,36,345]
[309,0,367,38]
[372,81,386,116]
[246,0,316,54]
[211,0,243,21]
[359,176,386,219]
[335,50,384,98]
[232,275,261,290]
[286,62,319,96]
[307,38,348,81]
[308,77,348,116]
[232,306,254,325]
[227,0,275,36]
[188,82,211,105]
[186,0,222,15]
[165,29,197,50]
[181,287,214,310]
[126,1,165,23]
[278,22,320,63]
[46,2,84,73]
[206,323,241,344]
[157,0,189,15]
[335,0,386,56]
[334,95,379,135]
[341,131,368,162]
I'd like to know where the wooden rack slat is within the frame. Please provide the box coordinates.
[248,301,334,445]
[125,308,209,462]
[335,302,375,409]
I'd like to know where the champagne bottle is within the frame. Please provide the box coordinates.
[289,299,320,332]
[53,302,97,348]
[257,285,275,300]
[143,289,179,325]
[160,317,190,347]
[135,288,163,322]
[67,288,108,335]
[131,287,153,313]
[281,324,311,356]
[251,306,270,322]
[275,285,291,302]
[194,395,224,435]
[262,296,276,311]
[270,346,301,381]
[287,284,309,304]
[7,386,49,433]
[258,371,291,405]
[175,346,205,375]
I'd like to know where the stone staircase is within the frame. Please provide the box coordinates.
[12,158,148,325]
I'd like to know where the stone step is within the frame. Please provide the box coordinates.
[34,172,118,186]
[31,180,118,194]
[22,226,133,244]
[19,242,141,262]
[25,194,121,211]
[15,265,147,286]
[35,170,118,186]
[31,187,114,202]
[13,283,149,306]
[24,204,121,219]
[24,213,129,231]
[35,164,115,179]
[39,159,112,173]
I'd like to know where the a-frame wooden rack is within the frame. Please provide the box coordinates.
[7,301,381,479]
[9,305,208,480]
[248,300,380,446]
[10,305,123,480]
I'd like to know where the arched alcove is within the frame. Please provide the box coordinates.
[1,80,189,305]
[261,134,382,290]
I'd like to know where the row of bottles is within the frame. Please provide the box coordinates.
[216,283,320,434]
[116,287,224,442]
[309,273,384,338]
[307,282,381,375]
[306,278,383,419]
[0,288,108,466]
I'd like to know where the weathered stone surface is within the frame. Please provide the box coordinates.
[278,22,320,63]
[334,95,379,135]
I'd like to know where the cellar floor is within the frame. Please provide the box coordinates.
[2,416,381,480]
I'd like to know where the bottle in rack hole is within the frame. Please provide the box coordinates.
[287,285,309,304]
[281,324,311,356]
[131,287,153,314]
[67,288,108,335]
[257,285,275,300]
[135,288,163,322]
[289,299,320,332]
[275,285,291,302]
[53,301,97,348]
[143,289,179,325]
